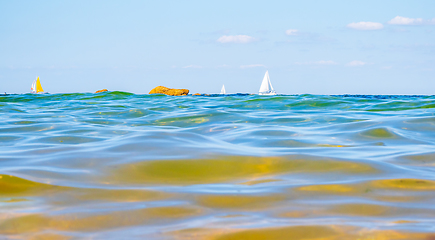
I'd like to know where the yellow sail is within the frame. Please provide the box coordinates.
[36,77,44,93]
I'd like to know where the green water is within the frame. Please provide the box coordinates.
[1,93,435,239]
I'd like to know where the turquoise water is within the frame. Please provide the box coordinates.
[1,92,435,239]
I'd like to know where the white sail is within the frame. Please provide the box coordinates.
[268,75,274,91]
[259,71,276,95]
[31,79,36,93]
[259,71,270,93]
[221,84,226,94]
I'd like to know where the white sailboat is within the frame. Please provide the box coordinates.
[221,84,226,94]
[259,71,276,95]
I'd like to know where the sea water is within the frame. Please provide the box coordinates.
[1,92,435,239]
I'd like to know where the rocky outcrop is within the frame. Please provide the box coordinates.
[193,93,201,96]
[95,89,108,93]
[149,86,189,96]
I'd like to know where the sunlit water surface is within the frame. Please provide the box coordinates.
[1,92,435,239]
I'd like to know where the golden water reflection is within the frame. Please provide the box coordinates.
[1,155,435,239]
[172,225,435,240]
[106,156,377,185]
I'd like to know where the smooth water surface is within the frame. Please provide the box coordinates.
[1,92,435,239]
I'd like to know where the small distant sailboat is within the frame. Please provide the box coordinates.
[259,71,276,95]
[31,77,45,94]
[221,84,226,94]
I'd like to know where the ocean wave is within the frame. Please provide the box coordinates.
[1,94,435,238]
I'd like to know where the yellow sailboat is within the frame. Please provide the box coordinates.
[31,77,44,93]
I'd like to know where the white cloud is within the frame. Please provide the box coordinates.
[182,65,202,69]
[217,35,255,43]
[240,64,266,69]
[285,29,299,35]
[346,61,367,67]
[295,60,338,65]
[388,16,424,25]
[347,22,384,30]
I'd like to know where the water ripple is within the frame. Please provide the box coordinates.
[1,93,435,239]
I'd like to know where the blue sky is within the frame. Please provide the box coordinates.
[1,0,434,94]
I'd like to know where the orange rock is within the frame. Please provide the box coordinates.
[95,89,108,93]
[193,93,201,96]
[149,86,189,96]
